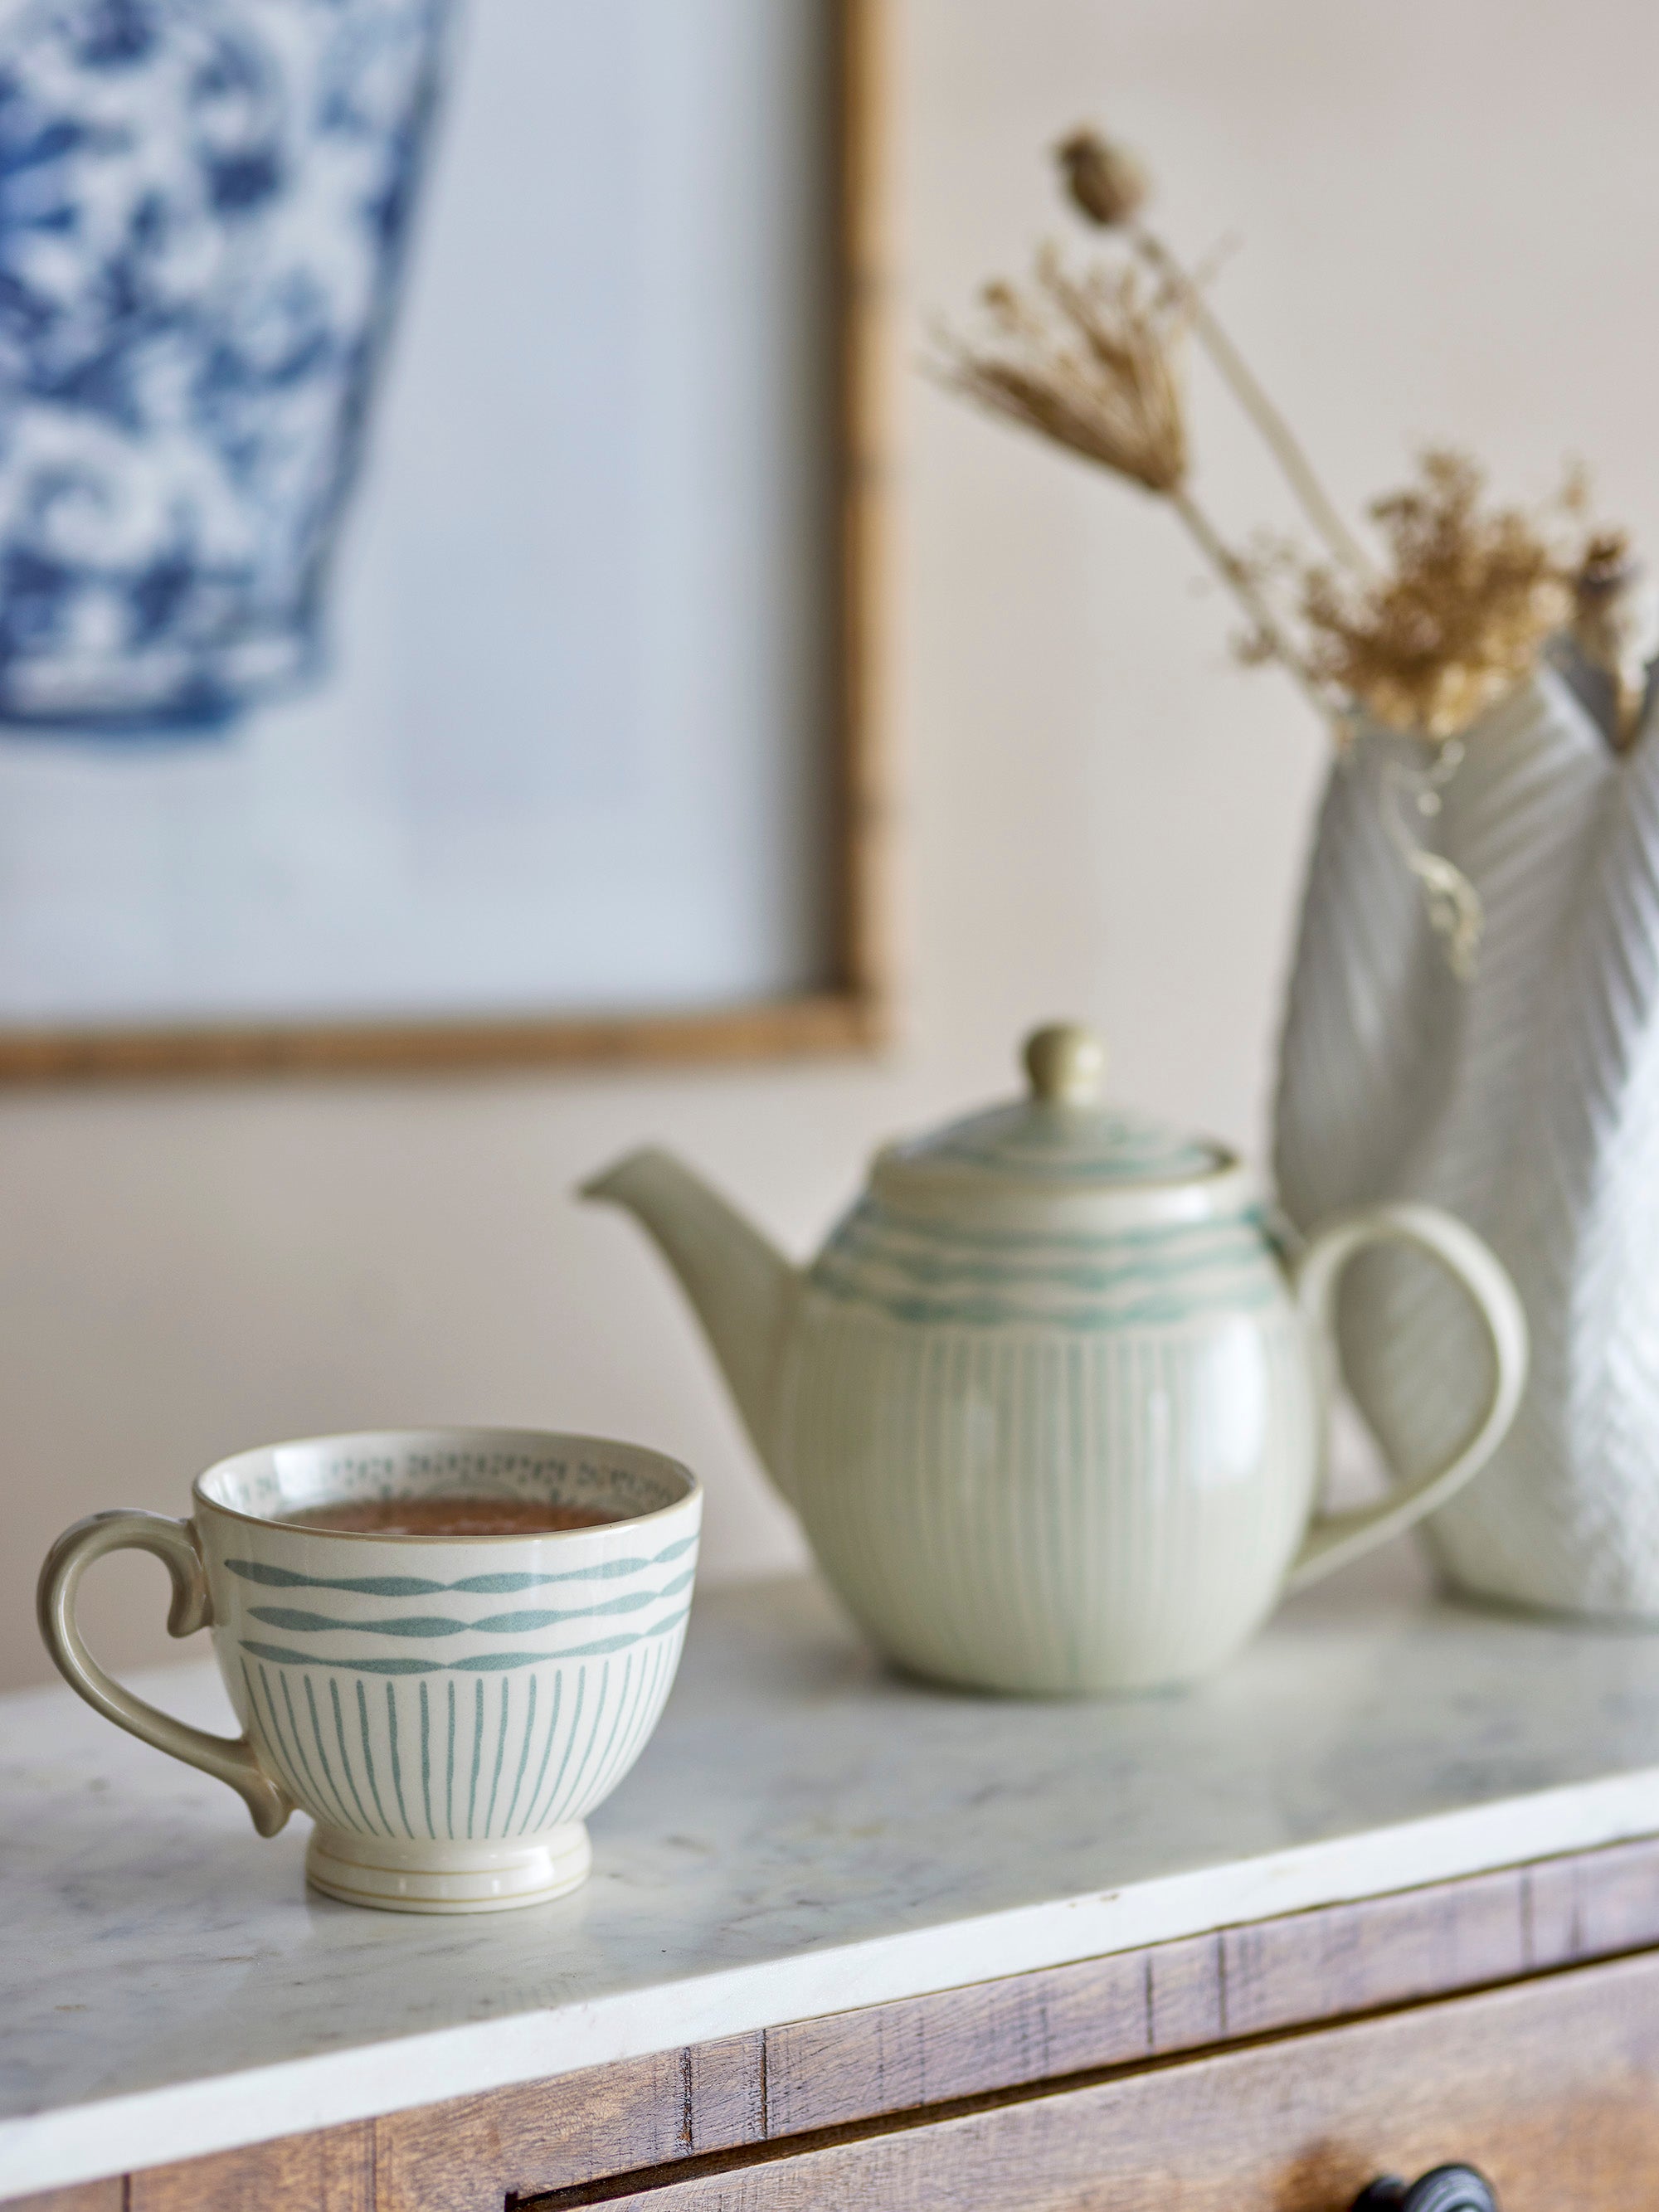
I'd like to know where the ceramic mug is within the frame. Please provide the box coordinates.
[37,1428,701,1913]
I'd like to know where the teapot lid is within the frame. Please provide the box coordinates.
[872,1024,1243,1226]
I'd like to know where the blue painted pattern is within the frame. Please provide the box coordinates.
[811,1198,1283,1330]
[888,1099,1222,1185]
[246,1569,696,1638]
[225,1529,697,1677]
[239,1606,692,1672]
[240,1626,684,1840]
[224,1531,698,1597]
[0,0,448,732]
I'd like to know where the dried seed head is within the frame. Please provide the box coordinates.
[937,248,1190,495]
[1055,129,1150,228]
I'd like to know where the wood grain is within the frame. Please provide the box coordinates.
[371,1833,1659,2210]
[126,2120,372,2212]
[0,991,886,1087]
[374,2037,766,2212]
[525,1946,1659,2210]
[2,2185,124,2212]
[763,1834,1659,2138]
[0,0,897,1088]
[834,0,899,1024]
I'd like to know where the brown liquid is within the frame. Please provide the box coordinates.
[280,1496,625,1538]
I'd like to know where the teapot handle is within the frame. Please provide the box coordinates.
[1285,1202,1528,1591]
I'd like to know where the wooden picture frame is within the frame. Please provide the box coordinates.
[0,0,894,1084]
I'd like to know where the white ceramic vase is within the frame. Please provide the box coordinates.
[1273,665,1659,1619]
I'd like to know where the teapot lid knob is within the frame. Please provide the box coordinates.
[1023,1023,1107,1106]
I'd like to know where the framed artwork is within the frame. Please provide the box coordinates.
[0,0,892,1078]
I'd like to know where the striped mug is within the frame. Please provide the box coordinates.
[37,1429,700,1913]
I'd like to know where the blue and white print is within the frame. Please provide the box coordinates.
[0,0,448,732]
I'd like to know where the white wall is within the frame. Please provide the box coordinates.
[7,0,1659,1690]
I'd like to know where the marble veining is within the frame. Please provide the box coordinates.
[7,1559,1659,2198]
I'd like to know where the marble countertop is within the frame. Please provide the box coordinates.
[8,1558,1659,2200]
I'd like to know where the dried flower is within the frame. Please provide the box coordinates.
[941,129,1649,981]
[1297,452,1579,740]
[943,146,1629,762]
[1571,530,1659,750]
[942,249,1185,495]
[939,247,1189,494]
[1055,128,1150,229]
[937,250,1334,716]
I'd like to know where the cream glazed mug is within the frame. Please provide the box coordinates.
[37,1428,701,1913]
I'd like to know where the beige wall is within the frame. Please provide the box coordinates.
[7,0,1659,1690]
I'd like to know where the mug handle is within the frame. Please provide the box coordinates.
[1285,1202,1529,1592]
[36,1510,294,1836]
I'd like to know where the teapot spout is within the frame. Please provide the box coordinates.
[580,1148,800,1493]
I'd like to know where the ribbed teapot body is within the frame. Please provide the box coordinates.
[776,1194,1319,1693]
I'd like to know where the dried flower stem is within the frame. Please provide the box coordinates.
[1165,485,1338,722]
[1131,224,1373,576]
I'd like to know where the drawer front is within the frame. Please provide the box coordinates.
[538,1948,1659,2212]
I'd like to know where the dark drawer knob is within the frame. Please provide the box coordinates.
[1352,2169,1497,2212]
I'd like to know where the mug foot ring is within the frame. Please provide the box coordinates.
[305,1822,591,1913]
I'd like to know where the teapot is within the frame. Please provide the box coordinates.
[581,1024,1527,1693]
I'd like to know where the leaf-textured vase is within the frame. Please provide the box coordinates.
[0,0,450,734]
[1274,665,1659,1618]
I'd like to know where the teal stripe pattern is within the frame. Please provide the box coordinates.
[418,1680,434,1837]
[238,1603,690,1675]
[445,1679,456,1835]
[466,1679,484,1838]
[893,1098,1219,1183]
[244,1573,693,1639]
[777,1263,1317,1694]
[229,1548,693,1675]
[223,1534,697,1597]
[503,1675,536,1833]
[232,1619,688,1842]
[810,1199,1284,1330]
[329,1678,376,1831]
[216,1484,699,1843]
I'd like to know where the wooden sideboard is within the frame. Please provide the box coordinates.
[18,1830,1659,2212]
